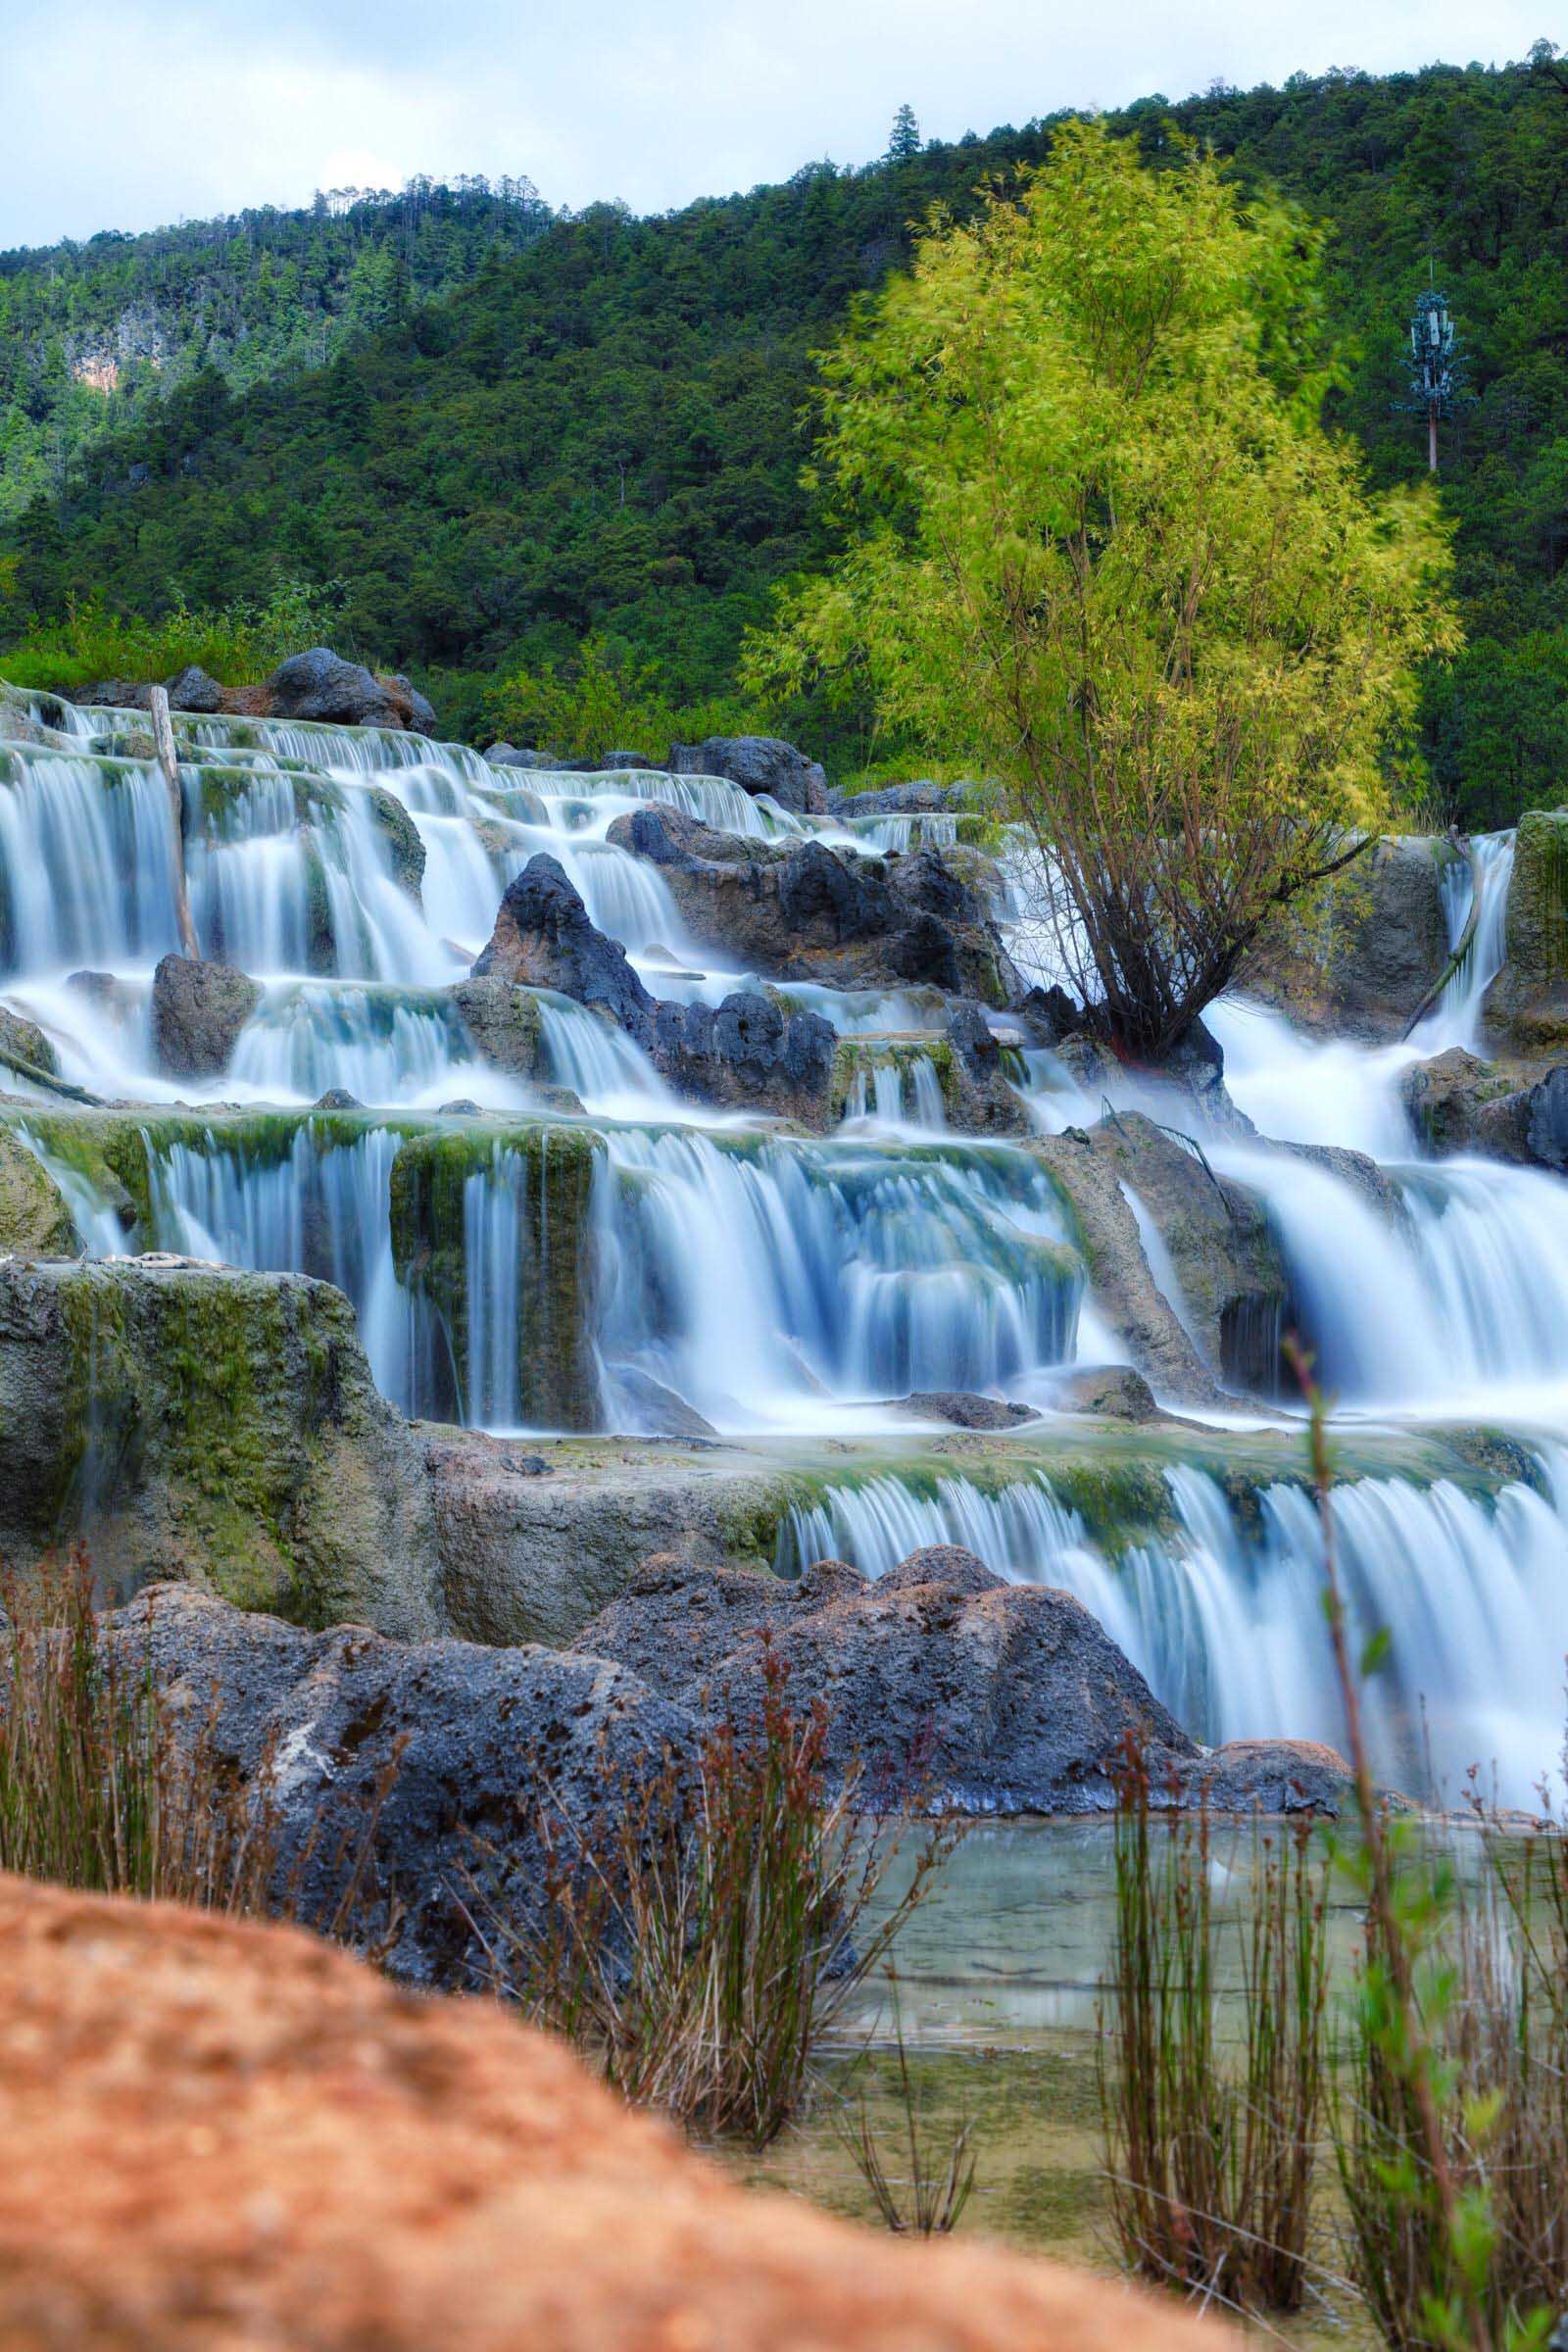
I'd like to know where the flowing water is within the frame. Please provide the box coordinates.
[2,683,1562,1804]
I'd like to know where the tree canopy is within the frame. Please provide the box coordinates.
[0,57,1563,816]
[754,124,1457,1054]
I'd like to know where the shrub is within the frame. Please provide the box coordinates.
[1099,1752,1331,2313]
[489,1641,960,2147]
[0,580,351,697]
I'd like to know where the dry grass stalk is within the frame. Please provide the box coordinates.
[493,1639,962,2147]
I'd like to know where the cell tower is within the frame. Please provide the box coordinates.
[1403,276,1461,473]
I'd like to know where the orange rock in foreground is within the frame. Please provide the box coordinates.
[0,1874,1219,2351]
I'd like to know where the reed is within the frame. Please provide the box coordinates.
[0,1554,277,1910]
[1099,1749,1331,2313]
[836,1989,978,2236]
[494,1639,960,2147]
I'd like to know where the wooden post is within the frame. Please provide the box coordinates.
[149,686,201,960]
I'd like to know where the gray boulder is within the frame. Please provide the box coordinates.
[163,663,224,713]
[942,1002,1031,1136]
[450,973,547,1079]
[1400,1048,1533,1162]
[1038,1364,1162,1422]
[484,743,560,770]
[1244,835,1452,1041]
[572,1546,1198,1814]
[471,855,657,1036]
[262,648,407,731]
[150,953,262,1080]
[669,734,828,816]
[105,1584,697,1991]
[650,990,838,1127]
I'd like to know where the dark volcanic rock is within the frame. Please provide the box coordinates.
[572,1546,1198,1814]
[163,663,224,713]
[607,803,1018,1006]
[650,990,837,1126]
[472,855,656,1036]
[150,952,262,1080]
[470,862,840,1122]
[105,1584,697,1990]
[262,648,410,730]
[670,734,828,816]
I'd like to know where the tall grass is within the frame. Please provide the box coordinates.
[837,1986,978,2235]
[488,1641,960,2147]
[1099,1750,1331,2313]
[0,1555,277,1908]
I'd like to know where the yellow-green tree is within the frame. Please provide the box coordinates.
[751,122,1459,1056]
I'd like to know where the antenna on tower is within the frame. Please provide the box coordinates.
[1398,274,1463,473]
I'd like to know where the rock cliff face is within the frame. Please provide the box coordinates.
[0,1870,1219,2352]
[1484,808,1568,1054]
[1242,834,1452,1040]
[606,805,1020,1005]
[0,1255,442,1635]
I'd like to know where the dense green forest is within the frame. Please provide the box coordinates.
[3,53,1567,821]
[0,176,551,521]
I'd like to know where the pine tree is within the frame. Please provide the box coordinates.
[887,104,921,162]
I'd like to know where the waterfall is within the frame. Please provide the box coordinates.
[784,1455,1568,1806]
[6,684,1568,1811]
[594,1129,1081,1427]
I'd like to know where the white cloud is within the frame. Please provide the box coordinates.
[0,0,1551,246]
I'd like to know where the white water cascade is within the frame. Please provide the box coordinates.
[5,681,1566,1806]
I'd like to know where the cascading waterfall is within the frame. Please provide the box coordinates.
[594,1128,1081,1427]
[784,1455,1568,1805]
[6,683,1568,1808]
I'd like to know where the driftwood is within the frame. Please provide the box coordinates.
[149,686,201,960]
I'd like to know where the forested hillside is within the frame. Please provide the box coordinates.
[0,175,551,520]
[4,54,1567,820]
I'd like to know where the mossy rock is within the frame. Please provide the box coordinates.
[0,1256,442,1633]
[1484,808,1568,1054]
[0,1131,77,1256]
[389,1121,603,1430]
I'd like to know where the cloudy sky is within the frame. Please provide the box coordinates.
[0,0,1552,249]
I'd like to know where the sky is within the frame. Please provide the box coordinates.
[0,0,1554,249]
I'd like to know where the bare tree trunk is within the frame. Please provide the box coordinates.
[149,687,201,960]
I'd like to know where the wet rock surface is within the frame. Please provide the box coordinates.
[573,1545,1200,1814]
[668,732,828,815]
[149,953,263,1080]
[1078,1111,1289,1396]
[0,1870,1219,2352]
[472,853,657,1033]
